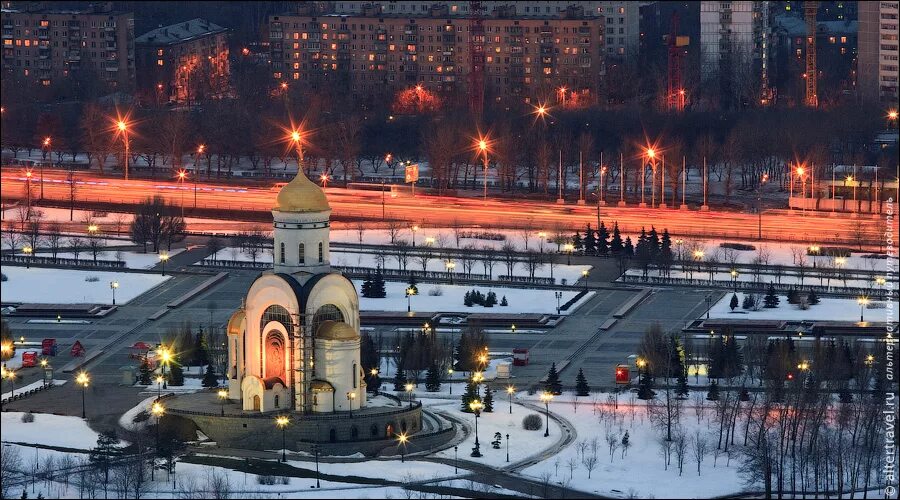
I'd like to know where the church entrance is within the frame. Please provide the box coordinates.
[264,332,286,381]
[252,395,261,411]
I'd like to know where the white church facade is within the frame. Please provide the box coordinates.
[225,169,367,414]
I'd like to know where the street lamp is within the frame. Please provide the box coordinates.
[448,368,454,395]
[217,389,228,416]
[506,433,510,463]
[116,119,129,181]
[563,243,574,265]
[555,291,563,314]
[540,391,554,437]
[158,346,172,389]
[537,231,547,253]
[469,399,483,457]
[5,369,16,402]
[347,391,356,415]
[405,382,414,408]
[24,169,32,211]
[160,252,170,276]
[730,269,739,290]
[757,172,768,240]
[177,170,187,218]
[22,245,32,268]
[155,375,164,400]
[582,269,589,291]
[110,280,119,305]
[857,296,869,322]
[405,286,415,313]
[397,432,409,462]
[275,416,290,462]
[151,401,165,480]
[506,385,515,414]
[445,260,456,284]
[40,137,50,199]
[477,136,490,204]
[410,225,419,247]
[76,371,90,419]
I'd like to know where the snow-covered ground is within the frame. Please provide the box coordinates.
[1,379,66,401]
[11,247,184,270]
[622,267,886,289]
[0,411,103,449]
[708,292,895,322]
[516,391,743,499]
[357,280,592,315]
[1,266,170,305]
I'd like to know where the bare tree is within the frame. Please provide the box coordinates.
[674,433,688,476]
[658,436,673,470]
[479,245,497,276]
[207,236,223,263]
[415,247,433,273]
[112,213,129,237]
[386,221,401,244]
[354,222,366,244]
[582,451,599,479]
[691,432,708,476]
[46,222,63,261]
[606,431,619,462]
[68,235,85,261]
[1,230,22,252]
[500,242,518,277]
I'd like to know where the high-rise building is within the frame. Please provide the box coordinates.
[1,2,135,90]
[858,1,899,104]
[135,18,230,106]
[268,4,604,107]
[699,0,771,107]
[312,1,639,60]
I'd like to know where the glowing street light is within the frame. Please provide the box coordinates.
[397,432,409,462]
[158,346,172,388]
[115,119,130,180]
[405,286,416,313]
[217,388,228,416]
[109,280,119,305]
[539,391,554,437]
[275,415,290,462]
[4,369,16,404]
[404,382,415,407]
[155,375,165,400]
[76,371,90,418]
[22,245,33,268]
[857,296,869,322]
[476,135,491,204]
[469,399,484,457]
[159,252,170,276]
[506,385,515,414]
[563,243,575,265]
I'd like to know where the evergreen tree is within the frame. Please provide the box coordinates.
[360,333,382,392]
[193,328,208,366]
[787,287,799,304]
[742,294,755,310]
[424,363,441,392]
[624,236,634,257]
[393,367,407,392]
[739,387,750,402]
[485,291,498,307]
[647,226,661,265]
[676,367,689,398]
[545,362,562,395]
[637,370,655,400]
[500,295,508,306]
[168,360,184,386]
[660,229,673,276]
[361,272,372,298]
[461,379,480,412]
[371,266,387,298]
[89,431,121,488]
[610,222,624,255]
[597,222,610,256]
[138,358,152,385]
[201,363,218,388]
[572,231,583,254]
[463,290,474,307]
[583,223,597,255]
[807,289,820,305]
[763,283,780,308]
[706,380,720,401]
[574,368,590,396]
[407,275,418,296]
[729,293,739,311]
[482,385,494,412]
[722,335,744,378]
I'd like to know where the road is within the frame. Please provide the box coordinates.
[1,168,883,245]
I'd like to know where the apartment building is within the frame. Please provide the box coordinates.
[268,4,604,107]
[135,18,230,105]
[1,2,134,90]
[857,1,899,104]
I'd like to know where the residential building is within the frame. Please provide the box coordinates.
[135,18,230,105]
[699,0,772,108]
[1,2,135,90]
[268,5,605,107]
[858,1,899,104]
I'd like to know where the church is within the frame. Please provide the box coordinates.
[224,169,367,414]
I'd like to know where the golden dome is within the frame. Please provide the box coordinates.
[274,170,330,213]
[316,320,358,341]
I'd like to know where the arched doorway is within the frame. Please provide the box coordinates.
[264,332,286,380]
[329,428,337,442]
[252,395,261,411]
[385,423,394,437]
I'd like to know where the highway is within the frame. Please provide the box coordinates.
[1,168,883,245]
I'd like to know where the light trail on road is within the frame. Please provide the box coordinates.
[1,169,882,246]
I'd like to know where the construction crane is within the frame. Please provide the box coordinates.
[805,1,818,107]
[666,13,689,112]
[469,1,485,117]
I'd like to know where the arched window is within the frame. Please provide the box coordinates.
[274,395,280,408]
[352,362,357,388]
[318,242,324,263]
[401,420,408,433]
[370,424,379,437]
[279,242,285,263]
[329,428,337,442]
[298,242,305,264]
[350,426,359,439]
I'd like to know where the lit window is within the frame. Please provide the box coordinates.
[157,59,163,66]
[840,36,847,43]
[157,49,163,56]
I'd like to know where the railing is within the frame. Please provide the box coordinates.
[621,274,889,298]
[1,254,125,268]
[0,380,58,404]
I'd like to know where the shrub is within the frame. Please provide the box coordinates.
[522,413,543,431]
[132,410,150,424]
[0,273,6,282]
[257,475,277,485]
[427,286,443,296]
[84,276,100,282]
[21,412,35,423]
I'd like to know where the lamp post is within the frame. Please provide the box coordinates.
[857,296,869,322]
[117,120,129,181]
[469,399,483,457]
[40,137,50,200]
[22,245,32,268]
[506,385,515,414]
[196,145,205,200]
[405,287,414,313]
[506,433,510,463]
[217,389,228,416]
[347,391,356,416]
[158,346,172,389]
[705,294,712,319]
[448,368,454,395]
[160,252,169,276]
[275,416,290,462]
[155,375,164,400]
[110,280,119,305]
[177,170,187,218]
[730,269,739,290]
[478,137,489,204]
[76,371,90,419]
[454,445,458,473]
[397,433,408,462]
[757,173,768,240]
[540,391,554,437]
[5,369,15,402]
[582,269,589,291]
[39,358,49,388]
[410,225,419,247]
[405,382,414,408]
[25,170,32,211]
[537,231,547,254]
[313,442,321,487]
[445,260,456,284]
[563,243,574,265]
[555,291,563,314]
[151,401,165,480]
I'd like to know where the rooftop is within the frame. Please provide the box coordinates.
[135,18,228,46]
[774,15,858,36]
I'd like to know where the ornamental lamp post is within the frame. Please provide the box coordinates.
[217,389,228,416]
[448,368,454,395]
[150,401,165,480]
[76,371,90,418]
[110,280,119,305]
[346,391,356,416]
[469,399,483,457]
[155,375,164,400]
[506,433,510,463]
[506,385,515,414]
[540,391,554,437]
[405,287,414,313]
[857,296,869,322]
[160,252,170,276]
[275,416,290,462]
[397,433,409,463]
[405,382,414,408]
[22,245,32,268]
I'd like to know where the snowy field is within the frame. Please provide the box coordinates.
[707,292,895,322]
[11,247,184,270]
[1,266,170,305]
[1,411,104,449]
[356,280,592,315]
[622,267,887,289]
